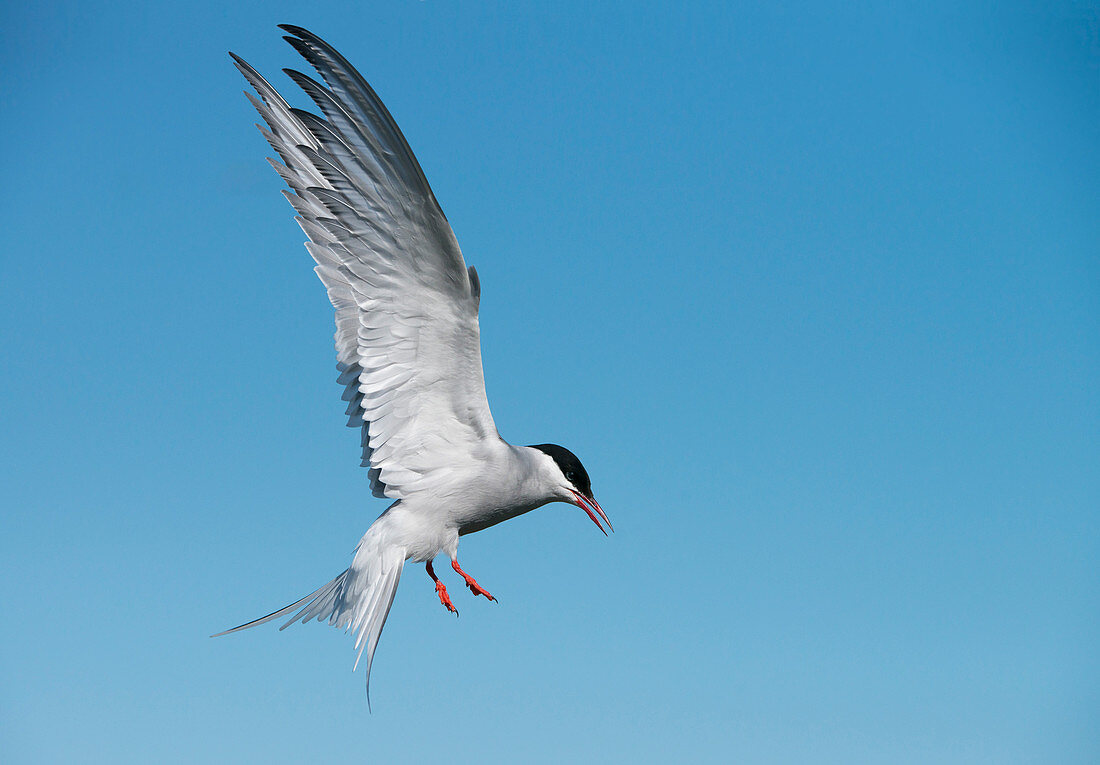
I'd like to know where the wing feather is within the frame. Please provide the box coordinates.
[233,28,497,498]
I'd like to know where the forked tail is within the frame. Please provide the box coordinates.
[212,521,406,705]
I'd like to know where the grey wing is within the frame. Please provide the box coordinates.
[234,26,497,499]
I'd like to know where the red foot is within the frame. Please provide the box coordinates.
[452,560,496,602]
[435,580,458,615]
[426,560,458,616]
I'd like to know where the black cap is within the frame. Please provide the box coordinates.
[530,443,593,500]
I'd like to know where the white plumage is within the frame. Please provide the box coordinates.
[214,26,610,703]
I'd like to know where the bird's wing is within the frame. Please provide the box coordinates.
[233,26,497,499]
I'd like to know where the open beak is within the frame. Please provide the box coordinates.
[570,490,613,535]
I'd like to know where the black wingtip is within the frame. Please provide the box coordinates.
[278,23,310,38]
[283,35,313,59]
[228,52,259,81]
[281,67,319,88]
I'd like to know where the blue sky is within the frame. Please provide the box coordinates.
[2,1,1097,762]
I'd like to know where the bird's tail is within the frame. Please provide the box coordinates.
[212,517,406,703]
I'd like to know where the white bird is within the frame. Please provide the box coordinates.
[213,25,611,701]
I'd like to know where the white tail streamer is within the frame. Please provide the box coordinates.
[213,517,406,706]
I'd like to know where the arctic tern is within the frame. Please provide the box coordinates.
[213,26,611,701]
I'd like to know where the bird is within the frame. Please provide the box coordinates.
[213,25,612,702]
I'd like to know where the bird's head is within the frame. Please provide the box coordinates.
[529,443,612,535]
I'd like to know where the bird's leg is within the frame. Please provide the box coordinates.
[451,559,496,602]
[426,560,458,616]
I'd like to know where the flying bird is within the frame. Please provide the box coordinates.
[214,25,611,700]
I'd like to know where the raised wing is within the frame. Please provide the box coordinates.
[233,26,497,499]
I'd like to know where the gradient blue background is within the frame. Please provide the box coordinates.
[2,2,1097,762]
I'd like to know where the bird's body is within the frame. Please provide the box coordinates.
[215,25,609,700]
[367,442,573,562]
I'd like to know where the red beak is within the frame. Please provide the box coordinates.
[570,490,613,535]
